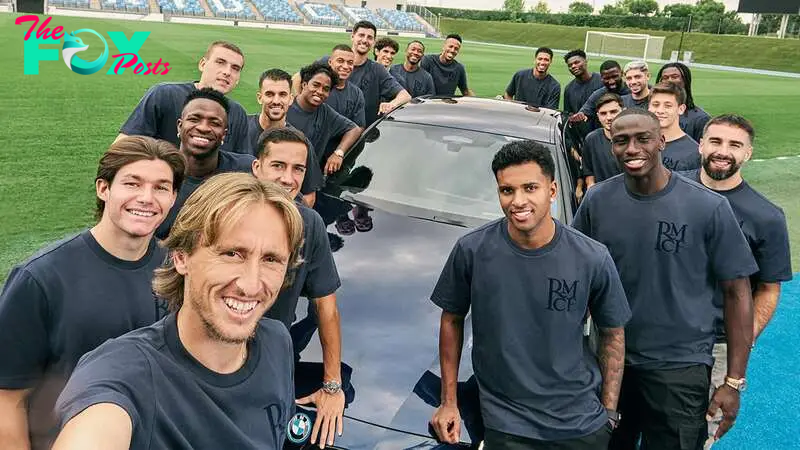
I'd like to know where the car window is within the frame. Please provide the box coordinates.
[333,121,566,224]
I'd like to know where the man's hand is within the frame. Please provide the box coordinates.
[379,102,396,115]
[296,389,345,449]
[569,112,588,123]
[430,404,461,444]
[706,385,740,441]
[324,154,343,175]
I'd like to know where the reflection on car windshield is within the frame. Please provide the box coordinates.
[338,121,557,222]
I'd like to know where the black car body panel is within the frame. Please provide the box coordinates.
[290,97,576,449]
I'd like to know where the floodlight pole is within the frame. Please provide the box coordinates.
[677,15,690,56]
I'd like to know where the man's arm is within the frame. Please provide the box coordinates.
[597,328,625,411]
[753,282,781,340]
[585,176,596,189]
[0,388,31,450]
[380,89,412,115]
[296,295,343,449]
[707,277,753,441]
[545,84,561,110]
[430,311,464,444]
[302,192,317,208]
[52,403,132,450]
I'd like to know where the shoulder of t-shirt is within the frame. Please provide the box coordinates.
[547,74,561,86]
[675,168,700,181]
[17,231,88,279]
[454,218,504,249]
[740,182,787,220]
[219,150,256,170]
[585,128,606,143]
[256,317,292,350]
[296,202,326,232]
[674,174,727,206]
[148,81,194,94]
[557,220,612,260]
[679,134,698,145]
[586,174,624,198]
[226,97,248,115]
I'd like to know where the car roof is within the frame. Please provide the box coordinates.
[383,96,562,144]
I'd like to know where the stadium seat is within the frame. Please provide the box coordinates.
[207,0,256,19]
[377,8,425,32]
[343,6,387,28]
[298,2,346,26]
[50,0,92,9]
[251,0,301,23]
[158,0,206,16]
[100,0,149,13]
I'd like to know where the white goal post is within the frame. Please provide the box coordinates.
[584,31,665,62]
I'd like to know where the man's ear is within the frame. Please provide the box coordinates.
[96,178,110,205]
[198,56,207,74]
[678,104,687,116]
[173,250,189,276]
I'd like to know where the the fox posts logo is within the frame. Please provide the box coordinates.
[16,15,171,75]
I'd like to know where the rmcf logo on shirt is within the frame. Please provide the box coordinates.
[16,15,171,75]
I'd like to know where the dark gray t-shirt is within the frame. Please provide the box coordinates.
[420,54,468,97]
[120,81,251,154]
[56,313,294,449]
[267,202,341,329]
[505,70,561,109]
[564,73,604,115]
[581,129,621,183]
[680,106,711,142]
[320,56,404,126]
[389,63,436,98]
[244,115,322,195]
[0,231,166,450]
[662,134,700,172]
[286,101,356,165]
[571,174,758,369]
[156,150,255,239]
[578,85,631,130]
[326,81,366,128]
[431,219,631,441]
[621,93,650,110]
[680,170,793,341]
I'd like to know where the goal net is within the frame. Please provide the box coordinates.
[584,31,665,61]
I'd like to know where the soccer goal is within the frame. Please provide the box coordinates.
[584,31,665,61]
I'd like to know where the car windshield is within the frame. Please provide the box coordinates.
[333,121,562,225]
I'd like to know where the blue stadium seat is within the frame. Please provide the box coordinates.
[298,2,346,26]
[206,0,256,19]
[158,0,205,16]
[100,0,149,13]
[251,0,301,22]
[343,6,387,28]
[378,8,425,32]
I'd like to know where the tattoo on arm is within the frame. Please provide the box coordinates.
[598,327,625,410]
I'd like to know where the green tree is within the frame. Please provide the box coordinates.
[600,2,628,16]
[530,0,551,14]
[503,0,525,15]
[662,3,693,18]
[568,1,593,14]
[624,0,658,16]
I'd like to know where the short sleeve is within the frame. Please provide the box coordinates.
[301,211,341,299]
[120,85,161,136]
[300,148,323,194]
[457,65,468,94]
[377,68,403,101]
[579,89,601,116]
[707,200,759,281]
[328,108,357,139]
[55,341,150,433]
[0,267,50,388]
[505,73,517,97]
[430,241,472,316]
[589,253,631,328]
[582,150,595,177]
[563,87,575,115]
[424,73,436,96]
[753,213,793,283]
[545,82,561,110]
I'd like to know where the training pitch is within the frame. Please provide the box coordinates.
[1,13,798,279]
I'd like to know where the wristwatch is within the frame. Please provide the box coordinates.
[607,409,622,429]
[333,149,345,158]
[724,376,747,392]
[322,380,342,395]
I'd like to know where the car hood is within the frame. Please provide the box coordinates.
[293,193,482,449]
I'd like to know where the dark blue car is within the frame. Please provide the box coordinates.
[289,97,578,449]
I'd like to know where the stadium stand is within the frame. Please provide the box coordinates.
[207,0,256,19]
[49,0,92,8]
[158,0,206,16]
[252,0,302,22]
[101,0,148,12]
[378,8,424,32]
[343,6,387,28]
[299,2,347,26]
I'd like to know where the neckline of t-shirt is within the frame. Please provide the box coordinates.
[163,312,261,388]
[500,217,563,257]
[665,133,690,144]
[712,179,748,196]
[81,230,157,270]
[624,171,679,201]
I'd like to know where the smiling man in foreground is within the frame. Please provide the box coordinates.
[52,173,305,449]
[572,109,758,450]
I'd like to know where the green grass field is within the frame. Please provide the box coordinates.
[1,13,798,280]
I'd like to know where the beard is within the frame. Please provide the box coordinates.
[702,154,741,181]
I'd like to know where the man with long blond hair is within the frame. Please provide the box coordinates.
[0,136,183,450]
[53,173,304,449]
